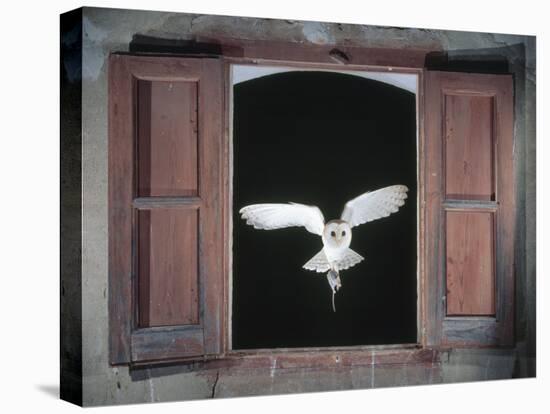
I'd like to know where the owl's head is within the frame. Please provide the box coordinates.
[323,220,352,249]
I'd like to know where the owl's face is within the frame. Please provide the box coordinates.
[323,220,352,249]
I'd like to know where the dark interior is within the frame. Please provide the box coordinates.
[232,71,417,349]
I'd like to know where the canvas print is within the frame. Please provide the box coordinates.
[60,6,536,407]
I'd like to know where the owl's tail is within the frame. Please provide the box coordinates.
[336,248,365,270]
[303,248,364,272]
[303,249,331,273]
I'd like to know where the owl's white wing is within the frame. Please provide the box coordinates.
[239,203,325,235]
[341,185,409,228]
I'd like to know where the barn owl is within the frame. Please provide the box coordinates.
[239,185,409,311]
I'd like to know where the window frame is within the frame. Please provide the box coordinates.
[225,60,424,354]
[217,45,431,367]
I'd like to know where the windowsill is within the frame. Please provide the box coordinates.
[130,344,440,370]
[220,344,438,370]
[229,343,419,354]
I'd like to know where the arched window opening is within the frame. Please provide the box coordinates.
[231,68,418,349]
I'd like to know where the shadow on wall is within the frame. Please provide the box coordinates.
[129,34,245,57]
[425,44,526,74]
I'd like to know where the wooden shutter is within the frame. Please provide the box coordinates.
[424,71,514,347]
[109,55,225,364]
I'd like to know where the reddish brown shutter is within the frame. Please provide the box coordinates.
[109,55,224,364]
[425,71,514,347]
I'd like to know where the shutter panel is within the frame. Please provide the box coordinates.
[424,71,514,347]
[109,55,224,364]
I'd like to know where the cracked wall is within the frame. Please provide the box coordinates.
[61,6,536,406]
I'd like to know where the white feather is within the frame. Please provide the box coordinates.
[303,250,331,273]
[341,184,409,228]
[239,202,325,235]
[303,248,364,273]
[336,248,364,270]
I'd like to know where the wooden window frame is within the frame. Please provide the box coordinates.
[109,42,515,369]
[220,47,430,367]
[224,60,424,355]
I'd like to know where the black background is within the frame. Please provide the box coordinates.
[232,71,417,349]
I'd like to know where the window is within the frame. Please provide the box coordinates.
[109,51,515,366]
[231,67,418,349]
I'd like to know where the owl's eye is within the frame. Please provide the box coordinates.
[342,231,346,237]
[330,231,336,237]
